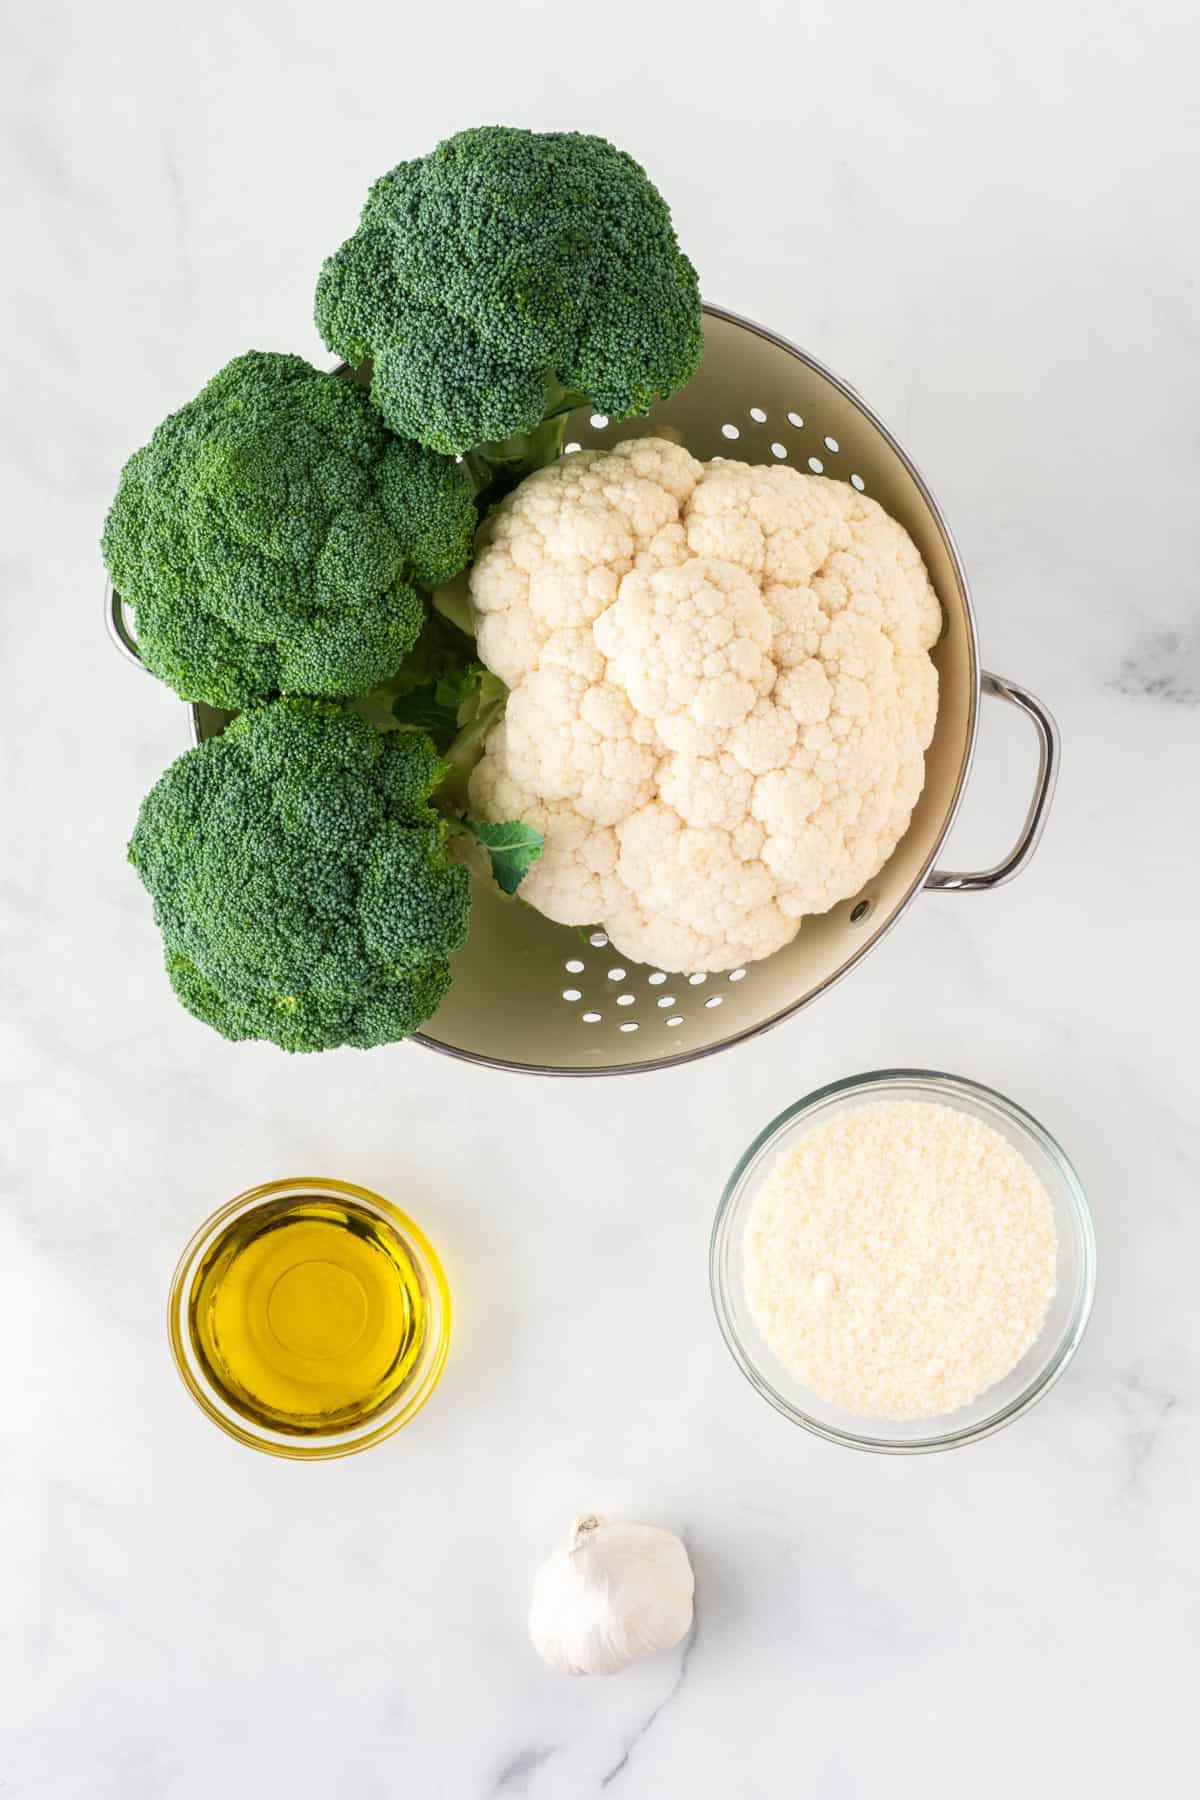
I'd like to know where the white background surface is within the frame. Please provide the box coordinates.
[4,2,1199,1794]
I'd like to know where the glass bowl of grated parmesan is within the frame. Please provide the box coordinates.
[710,1070,1095,1452]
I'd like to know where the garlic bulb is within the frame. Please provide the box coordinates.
[529,1513,695,1676]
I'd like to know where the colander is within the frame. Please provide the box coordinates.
[107,304,1059,1077]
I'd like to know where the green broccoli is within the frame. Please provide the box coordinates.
[128,699,472,1052]
[102,351,477,711]
[314,127,703,461]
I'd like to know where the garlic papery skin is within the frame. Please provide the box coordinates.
[529,1513,695,1676]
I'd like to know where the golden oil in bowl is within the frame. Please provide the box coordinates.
[190,1196,428,1432]
[169,1178,450,1458]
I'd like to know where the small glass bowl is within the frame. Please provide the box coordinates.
[168,1177,451,1460]
[710,1070,1095,1453]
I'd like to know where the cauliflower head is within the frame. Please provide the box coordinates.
[468,439,942,973]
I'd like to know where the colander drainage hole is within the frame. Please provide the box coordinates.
[808,456,824,474]
[588,931,609,947]
[787,411,804,428]
[657,995,677,1009]
[616,994,635,1007]
[749,406,767,422]
[562,988,582,1002]
[590,413,609,430]
[728,968,747,982]
[770,441,788,459]
[850,473,866,492]
[607,967,626,981]
[704,996,723,1009]
[564,441,581,454]
[581,1011,602,1024]
[721,423,740,440]
[666,1016,683,1027]
[824,435,840,453]
[850,898,874,925]
[687,973,707,986]
[565,958,585,973]
[619,1021,639,1033]
[648,972,667,986]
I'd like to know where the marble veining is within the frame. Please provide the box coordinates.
[1110,624,1200,708]
[3,2,1199,1796]
[493,1745,560,1794]
[599,1623,697,1787]
[1116,1366,1183,1493]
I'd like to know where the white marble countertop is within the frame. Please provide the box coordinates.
[5,2,1198,1793]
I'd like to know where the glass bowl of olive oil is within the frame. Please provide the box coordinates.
[168,1178,450,1458]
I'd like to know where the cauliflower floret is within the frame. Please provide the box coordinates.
[595,559,774,756]
[500,666,658,827]
[467,440,942,973]
[468,756,623,926]
[472,440,700,687]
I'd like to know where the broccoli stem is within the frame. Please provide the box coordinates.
[433,680,507,816]
[464,376,587,510]
[463,415,567,507]
[430,575,475,638]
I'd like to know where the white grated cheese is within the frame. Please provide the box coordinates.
[742,1100,1057,1420]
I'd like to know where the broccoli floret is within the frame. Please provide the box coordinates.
[375,435,477,589]
[102,351,476,710]
[315,127,703,456]
[128,699,471,1052]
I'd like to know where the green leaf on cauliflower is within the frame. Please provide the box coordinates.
[456,817,544,895]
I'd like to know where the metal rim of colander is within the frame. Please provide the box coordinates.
[107,304,981,1078]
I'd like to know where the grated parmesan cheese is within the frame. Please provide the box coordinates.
[742,1100,1057,1420]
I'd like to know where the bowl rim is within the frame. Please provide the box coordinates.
[167,1175,451,1460]
[709,1068,1097,1453]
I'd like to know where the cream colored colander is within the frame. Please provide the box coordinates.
[107,305,1058,1076]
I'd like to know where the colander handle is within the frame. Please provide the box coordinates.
[105,578,146,671]
[925,673,1059,893]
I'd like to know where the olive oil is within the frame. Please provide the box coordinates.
[187,1194,430,1436]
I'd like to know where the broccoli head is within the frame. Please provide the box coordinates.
[315,127,703,455]
[102,351,477,710]
[129,699,471,1052]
